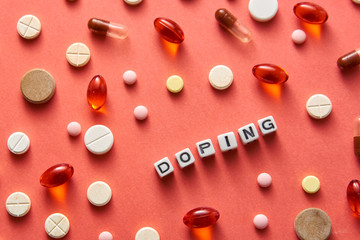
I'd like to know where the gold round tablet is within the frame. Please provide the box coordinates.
[295,208,332,240]
[302,175,320,194]
[166,75,183,93]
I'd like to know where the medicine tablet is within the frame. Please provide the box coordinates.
[21,69,56,104]
[67,122,81,136]
[84,125,114,155]
[257,173,272,188]
[134,105,148,120]
[292,29,306,45]
[66,43,91,67]
[209,65,233,90]
[167,75,184,93]
[6,192,31,217]
[99,231,113,240]
[124,0,143,5]
[248,0,278,22]
[17,15,41,39]
[253,214,268,230]
[7,132,30,154]
[295,208,332,240]
[135,227,160,240]
[306,94,332,119]
[302,175,320,194]
[45,213,70,238]
[123,70,137,85]
[353,0,360,4]
[87,181,112,206]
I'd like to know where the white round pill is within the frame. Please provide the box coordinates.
[84,125,114,155]
[67,122,81,136]
[209,65,233,90]
[248,0,278,22]
[6,192,31,217]
[124,0,143,5]
[253,214,269,229]
[306,94,332,119]
[292,29,306,45]
[99,231,113,240]
[17,15,41,40]
[135,227,160,240]
[134,105,148,120]
[123,70,137,85]
[257,173,272,188]
[7,132,30,155]
[45,213,70,238]
[87,181,112,206]
[66,43,91,67]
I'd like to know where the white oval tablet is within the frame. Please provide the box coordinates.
[135,227,160,240]
[45,213,70,238]
[87,181,112,206]
[6,192,31,217]
[84,125,114,155]
[306,94,332,119]
[17,15,41,39]
[66,43,91,67]
[7,132,30,154]
[124,0,143,5]
[248,0,278,22]
[209,65,233,90]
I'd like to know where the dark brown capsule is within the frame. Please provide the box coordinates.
[183,207,220,228]
[337,49,360,70]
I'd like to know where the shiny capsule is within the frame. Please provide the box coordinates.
[40,163,74,188]
[87,75,107,110]
[337,49,360,71]
[252,64,288,84]
[354,117,360,157]
[293,2,328,24]
[183,207,220,228]
[88,18,128,39]
[347,180,360,216]
[154,18,184,44]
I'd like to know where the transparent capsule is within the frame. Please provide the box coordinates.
[40,163,74,188]
[88,18,128,39]
[354,117,360,157]
[293,2,328,24]
[154,18,184,44]
[252,64,288,84]
[347,179,360,216]
[337,49,360,71]
[183,207,220,228]
[87,75,107,110]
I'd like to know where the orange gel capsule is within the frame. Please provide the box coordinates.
[252,64,288,84]
[293,2,328,24]
[40,163,74,188]
[354,117,360,157]
[87,75,107,110]
[347,180,360,216]
[183,207,220,228]
[154,18,184,44]
[337,49,360,71]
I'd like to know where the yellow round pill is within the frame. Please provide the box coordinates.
[302,176,320,194]
[166,75,183,93]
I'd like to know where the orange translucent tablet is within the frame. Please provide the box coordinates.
[40,163,74,188]
[347,180,360,216]
[252,64,288,84]
[183,207,220,228]
[87,75,107,110]
[154,18,184,44]
[293,2,328,24]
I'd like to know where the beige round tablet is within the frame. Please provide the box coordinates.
[17,15,41,39]
[21,69,55,104]
[45,213,70,239]
[295,208,332,240]
[306,94,332,119]
[135,227,160,240]
[209,65,233,90]
[302,175,320,194]
[87,181,112,206]
[6,192,31,217]
[124,0,143,5]
[66,43,91,67]
[166,75,184,93]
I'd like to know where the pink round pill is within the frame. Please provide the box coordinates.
[253,214,268,230]
[67,122,81,136]
[257,173,272,188]
[123,70,137,85]
[99,231,113,240]
[291,29,306,45]
[134,105,148,120]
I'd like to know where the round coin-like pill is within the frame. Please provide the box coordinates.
[257,173,272,188]
[84,125,114,155]
[17,15,41,39]
[302,175,320,194]
[67,122,81,136]
[66,43,91,67]
[209,65,233,90]
[306,94,332,119]
[248,0,278,22]
[292,29,306,45]
[6,192,31,217]
[135,227,160,240]
[253,214,268,230]
[167,75,184,93]
[7,132,30,154]
[45,213,70,238]
[124,0,143,5]
[99,231,113,240]
[295,208,332,240]
[87,181,112,206]
[123,70,137,85]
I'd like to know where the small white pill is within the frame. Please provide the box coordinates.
[253,214,269,229]
[45,213,70,238]
[123,70,137,85]
[17,15,41,39]
[124,0,143,5]
[6,192,31,217]
[67,122,81,136]
[292,29,306,45]
[99,231,113,240]
[134,105,148,120]
[248,0,278,22]
[209,65,233,90]
[135,227,160,240]
[257,173,272,188]
[84,125,114,155]
[306,94,332,119]
[7,132,30,154]
[87,181,112,207]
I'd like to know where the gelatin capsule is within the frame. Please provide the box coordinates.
[347,179,360,216]
[215,8,252,43]
[252,64,288,84]
[354,117,360,157]
[337,49,360,71]
[154,18,184,44]
[88,18,128,39]
[40,163,74,188]
[183,207,220,228]
[87,75,107,110]
[293,2,328,24]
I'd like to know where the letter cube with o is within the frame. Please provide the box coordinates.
[175,148,195,168]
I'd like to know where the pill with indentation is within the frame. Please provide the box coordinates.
[6,192,31,217]
[45,213,70,238]
[84,125,114,155]
[7,132,30,154]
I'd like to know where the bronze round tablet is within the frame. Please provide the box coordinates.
[294,208,332,240]
[20,69,55,104]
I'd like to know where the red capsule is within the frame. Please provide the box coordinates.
[87,75,107,110]
[293,2,328,24]
[183,207,220,228]
[252,64,288,84]
[40,163,74,188]
[347,179,360,216]
[154,18,184,44]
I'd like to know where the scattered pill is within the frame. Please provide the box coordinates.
[66,43,90,67]
[291,29,306,45]
[293,2,328,24]
[248,0,278,22]
[87,75,107,110]
[7,132,30,154]
[337,48,360,70]
[135,227,160,240]
[302,175,320,194]
[253,214,268,229]
[87,181,112,206]
[209,65,233,90]
[123,70,137,85]
[306,94,332,119]
[257,173,272,188]
[40,163,74,188]
[354,117,360,157]
[6,192,31,217]
[134,105,148,120]
[252,64,288,84]
[124,0,143,5]
[84,125,114,155]
[154,157,174,178]
[45,213,70,239]
[166,75,184,93]
[353,0,360,4]
[347,179,360,216]
[99,231,113,240]
[67,122,81,136]
[154,17,184,44]
[183,207,220,228]
[88,18,128,39]
[21,69,56,104]
[294,208,332,240]
[17,15,41,39]
[258,116,277,135]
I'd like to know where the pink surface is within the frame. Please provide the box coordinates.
[2,0,360,239]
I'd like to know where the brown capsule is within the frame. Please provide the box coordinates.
[183,207,220,228]
[337,49,360,71]
[252,64,288,84]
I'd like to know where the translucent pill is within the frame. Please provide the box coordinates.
[154,18,184,44]
[252,64,288,84]
[293,2,328,24]
[40,163,74,188]
[183,207,220,228]
[88,18,128,39]
[87,75,107,110]
[347,179,360,216]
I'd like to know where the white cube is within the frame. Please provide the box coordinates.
[154,157,174,178]
[175,148,195,168]
[238,123,259,144]
[196,139,216,158]
[258,116,277,135]
[217,132,238,152]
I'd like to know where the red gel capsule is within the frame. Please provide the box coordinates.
[252,64,288,84]
[40,163,74,188]
[347,179,360,216]
[183,207,220,228]
[87,75,107,110]
[293,2,328,24]
[154,18,184,44]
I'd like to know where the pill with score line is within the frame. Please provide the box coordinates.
[84,125,114,155]
[7,132,30,154]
